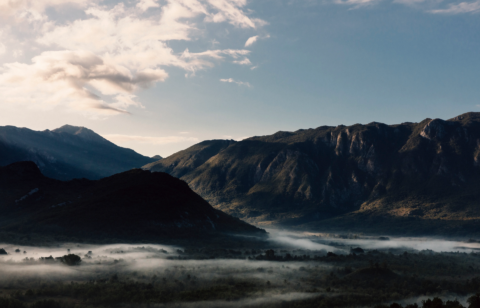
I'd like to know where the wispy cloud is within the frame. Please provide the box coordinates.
[220,78,251,87]
[333,0,379,7]
[0,0,95,21]
[333,0,480,13]
[233,58,252,65]
[205,0,262,28]
[429,0,480,13]
[245,35,259,47]
[103,134,199,145]
[136,0,160,11]
[0,0,265,116]
[244,34,270,47]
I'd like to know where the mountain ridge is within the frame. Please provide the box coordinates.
[0,125,156,181]
[143,112,480,236]
[52,125,112,144]
[0,161,265,241]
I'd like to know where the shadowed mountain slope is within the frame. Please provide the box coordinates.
[0,125,156,180]
[143,112,480,236]
[0,162,265,241]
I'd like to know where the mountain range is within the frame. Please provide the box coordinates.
[0,161,264,242]
[0,125,157,180]
[3,113,480,236]
[143,112,480,236]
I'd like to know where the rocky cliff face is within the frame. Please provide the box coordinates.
[144,112,480,234]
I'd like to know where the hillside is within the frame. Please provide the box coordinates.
[144,112,480,236]
[0,125,156,180]
[0,162,265,241]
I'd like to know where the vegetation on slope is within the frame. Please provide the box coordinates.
[0,162,265,241]
[143,112,480,235]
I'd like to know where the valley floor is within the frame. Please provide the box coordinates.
[1,232,480,308]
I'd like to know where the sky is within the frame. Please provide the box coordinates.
[0,0,479,157]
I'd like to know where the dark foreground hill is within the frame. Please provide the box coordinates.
[144,112,480,236]
[0,125,156,180]
[0,162,265,242]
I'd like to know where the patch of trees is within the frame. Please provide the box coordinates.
[5,276,260,307]
[0,298,64,308]
[379,294,480,308]
[34,254,81,266]
[60,254,81,266]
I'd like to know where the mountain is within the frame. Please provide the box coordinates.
[143,140,236,178]
[0,161,265,241]
[143,112,480,236]
[0,125,156,180]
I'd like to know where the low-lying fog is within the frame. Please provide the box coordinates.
[1,230,480,307]
[267,229,480,253]
[0,241,324,307]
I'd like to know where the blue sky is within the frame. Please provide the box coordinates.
[0,0,479,156]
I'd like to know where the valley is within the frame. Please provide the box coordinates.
[2,113,480,308]
[1,234,480,308]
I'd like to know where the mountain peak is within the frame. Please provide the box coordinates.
[53,124,86,134]
[52,125,108,144]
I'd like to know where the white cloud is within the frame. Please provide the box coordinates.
[182,48,250,60]
[245,35,258,47]
[0,50,166,115]
[429,0,480,13]
[393,0,428,5]
[245,34,270,47]
[136,0,160,11]
[0,0,95,21]
[220,78,251,87]
[334,0,378,7]
[332,0,480,13]
[103,134,199,145]
[233,58,252,65]
[0,43,5,56]
[181,48,251,74]
[0,0,266,116]
[12,50,23,58]
[205,0,258,28]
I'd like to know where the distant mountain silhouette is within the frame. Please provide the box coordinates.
[0,125,156,180]
[144,112,480,236]
[0,162,265,241]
